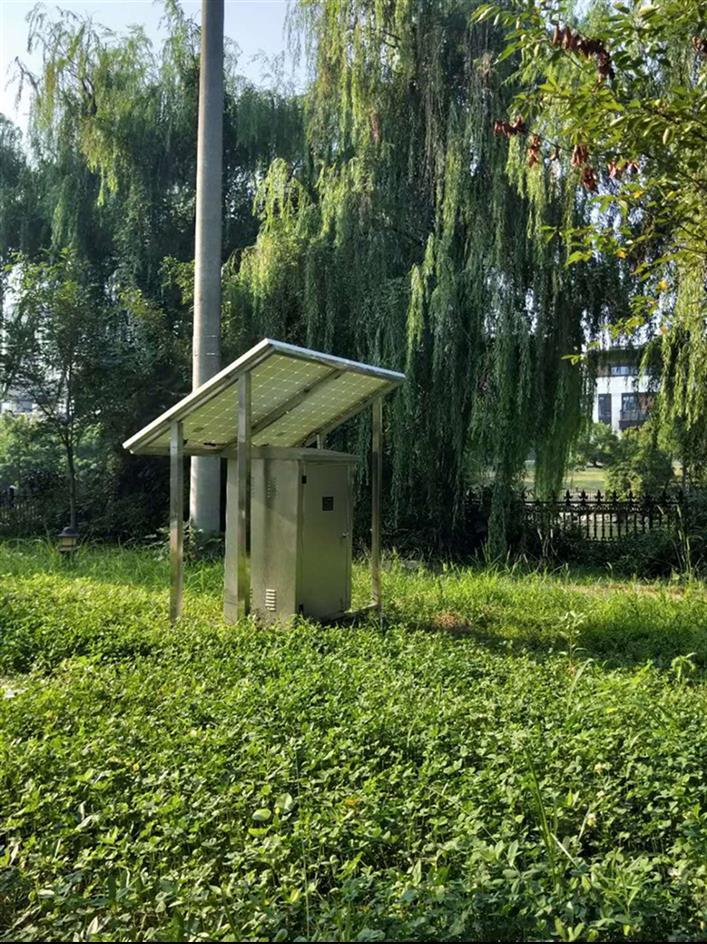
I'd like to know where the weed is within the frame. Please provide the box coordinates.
[0,543,706,940]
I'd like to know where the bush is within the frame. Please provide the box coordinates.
[571,422,619,469]
[606,423,674,496]
[548,526,688,577]
[521,491,707,578]
[0,414,64,496]
[0,417,169,538]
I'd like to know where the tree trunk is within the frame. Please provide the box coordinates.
[189,0,224,538]
[66,435,77,530]
[0,279,8,403]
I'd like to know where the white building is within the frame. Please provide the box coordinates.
[0,265,38,416]
[0,387,35,415]
[591,348,655,435]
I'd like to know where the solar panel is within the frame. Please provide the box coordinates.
[123,339,404,456]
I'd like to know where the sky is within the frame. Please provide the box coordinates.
[0,0,298,134]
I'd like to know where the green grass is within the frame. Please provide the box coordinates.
[1,542,707,941]
[524,461,685,495]
[561,467,608,494]
[524,461,608,494]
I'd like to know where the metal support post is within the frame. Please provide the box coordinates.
[169,420,184,622]
[224,374,252,622]
[371,397,382,609]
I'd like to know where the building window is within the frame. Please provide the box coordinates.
[610,364,638,376]
[621,393,639,414]
[619,393,648,430]
[597,394,612,425]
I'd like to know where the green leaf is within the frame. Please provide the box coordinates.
[275,793,294,813]
[411,859,423,885]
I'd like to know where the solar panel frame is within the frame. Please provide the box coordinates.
[123,339,405,456]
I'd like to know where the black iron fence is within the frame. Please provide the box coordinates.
[523,489,688,542]
[0,488,57,537]
[1,482,703,553]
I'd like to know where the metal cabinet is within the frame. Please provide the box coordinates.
[250,447,356,622]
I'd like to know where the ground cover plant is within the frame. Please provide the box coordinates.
[1,542,706,941]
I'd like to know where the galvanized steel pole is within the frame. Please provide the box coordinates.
[190,0,224,537]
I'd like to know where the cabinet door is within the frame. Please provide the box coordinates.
[250,458,300,621]
[299,461,352,618]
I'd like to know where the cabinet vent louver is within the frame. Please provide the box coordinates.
[265,588,277,611]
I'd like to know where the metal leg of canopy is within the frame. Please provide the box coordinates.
[371,396,382,611]
[320,396,384,626]
[318,396,385,624]
[169,420,184,622]
[224,373,252,623]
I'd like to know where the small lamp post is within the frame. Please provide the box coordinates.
[57,526,79,561]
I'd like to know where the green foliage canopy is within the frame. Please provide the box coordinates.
[230,0,622,552]
[606,421,674,496]
[1,3,305,532]
[1,1,649,546]
[0,413,63,493]
[13,1,304,421]
[475,0,707,484]
[571,421,619,470]
[1,250,132,526]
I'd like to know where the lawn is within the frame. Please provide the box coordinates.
[561,467,608,495]
[1,542,706,941]
[524,462,608,495]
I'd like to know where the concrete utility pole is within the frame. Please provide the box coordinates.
[190,0,224,536]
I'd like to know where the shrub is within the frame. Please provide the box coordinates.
[0,414,64,496]
[606,423,674,496]
[571,421,619,470]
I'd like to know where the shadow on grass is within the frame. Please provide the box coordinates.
[410,602,707,672]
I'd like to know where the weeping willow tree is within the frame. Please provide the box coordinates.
[478,0,707,489]
[6,1,304,531]
[13,1,304,428]
[0,116,48,402]
[228,0,617,553]
[19,0,302,291]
